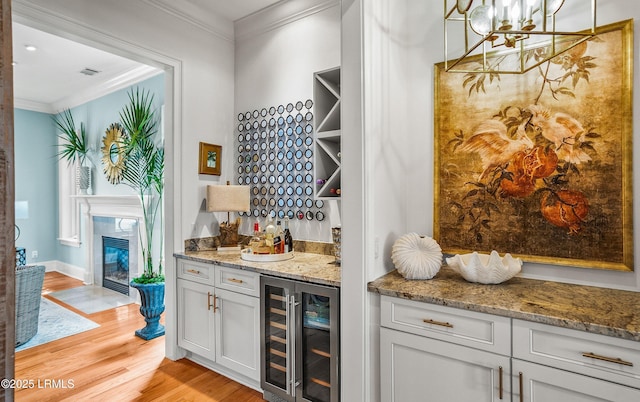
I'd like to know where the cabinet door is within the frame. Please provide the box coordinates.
[513,360,640,402]
[177,279,215,361]
[214,287,261,381]
[381,327,510,402]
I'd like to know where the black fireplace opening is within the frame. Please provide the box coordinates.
[102,236,130,295]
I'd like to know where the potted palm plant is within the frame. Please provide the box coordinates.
[54,109,92,194]
[119,87,165,340]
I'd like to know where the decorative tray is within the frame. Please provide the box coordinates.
[240,250,295,262]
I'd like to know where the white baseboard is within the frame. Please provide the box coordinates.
[48,260,90,284]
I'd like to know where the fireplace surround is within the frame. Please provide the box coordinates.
[74,195,144,293]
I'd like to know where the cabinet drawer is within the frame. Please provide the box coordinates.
[513,319,640,389]
[215,265,260,297]
[381,295,510,355]
[177,259,215,285]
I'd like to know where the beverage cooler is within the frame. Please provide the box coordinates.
[261,276,340,402]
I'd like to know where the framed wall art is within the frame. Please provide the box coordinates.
[433,20,633,271]
[199,142,222,176]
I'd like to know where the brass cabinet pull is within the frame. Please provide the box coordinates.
[228,278,244,284]
[187,269,201,275]
[207,292,214,311]
[519,372,523,402]
[582,352,634,367]
[213,295,219,312]
[422,318,454,328]
[498,366,503,400]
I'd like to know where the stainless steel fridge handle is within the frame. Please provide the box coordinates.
[285,293,292,396]
[289,294,298,396]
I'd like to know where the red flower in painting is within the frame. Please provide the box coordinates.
[499,146,558,198]
[540,190,589,234]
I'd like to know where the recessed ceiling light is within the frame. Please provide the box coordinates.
[24,44,37,52]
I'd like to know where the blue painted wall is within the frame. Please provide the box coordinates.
[14,109,58,264]
[14,73,165,267]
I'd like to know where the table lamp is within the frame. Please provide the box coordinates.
[207,182,250,251]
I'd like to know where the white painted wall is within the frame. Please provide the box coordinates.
[234,0,341,242]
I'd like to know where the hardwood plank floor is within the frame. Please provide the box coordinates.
[15,272,264,401]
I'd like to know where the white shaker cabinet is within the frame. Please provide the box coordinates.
[512,319,640,402]
[380,295,511,401]
[380,295,640,402]
[177,278,216,360]
[513,359,640,402]
[177,259,261,385]
[381,327,510,401]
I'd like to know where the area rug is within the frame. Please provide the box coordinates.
[16,298,99,352]
[49,285,136,314]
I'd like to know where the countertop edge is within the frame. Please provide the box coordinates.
[174,252,341,288]
[367,274,640,342]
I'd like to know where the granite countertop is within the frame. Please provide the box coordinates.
[175,250,340,287]
[368,267,640,342]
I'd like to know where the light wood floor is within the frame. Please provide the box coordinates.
[15,272,264,402]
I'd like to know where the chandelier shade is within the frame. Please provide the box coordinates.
[444,0,597,74]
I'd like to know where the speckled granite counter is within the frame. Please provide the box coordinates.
[175,251,340,287]
[368,267,640,342]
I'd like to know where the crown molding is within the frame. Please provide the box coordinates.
[14,66,162,113]
[142,0,234,42]
[235,0,339,42]
[51,66,163,112]
[13,98,54,114]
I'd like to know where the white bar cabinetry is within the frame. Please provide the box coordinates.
[177,259,261,388]
[380,295,640,401]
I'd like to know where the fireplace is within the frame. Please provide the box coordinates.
[102,236,130,295]
[74,196,143,289]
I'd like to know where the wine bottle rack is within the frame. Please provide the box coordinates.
[313,67,341,200]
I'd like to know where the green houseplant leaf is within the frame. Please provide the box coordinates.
[119,88,165,284]
[53,109,88,165]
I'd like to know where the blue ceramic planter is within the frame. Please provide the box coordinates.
[130,281,165,340]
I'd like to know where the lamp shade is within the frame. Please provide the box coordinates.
[207,185,250,212]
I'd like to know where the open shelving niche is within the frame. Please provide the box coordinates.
[313,67,341,201]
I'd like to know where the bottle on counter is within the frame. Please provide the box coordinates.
[273,220,283,254]
[265,216,276,254]
[283,217,293,253]
[249,221,263,253]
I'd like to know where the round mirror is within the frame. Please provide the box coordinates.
[101,123,126,184]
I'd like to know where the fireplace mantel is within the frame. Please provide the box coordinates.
[72,195,145,286]
[72,195,143,218]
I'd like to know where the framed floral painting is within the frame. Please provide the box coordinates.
[434,19,633,271]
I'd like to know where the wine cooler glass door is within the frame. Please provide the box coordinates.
[263,283,293,397]
[299,284,339,402]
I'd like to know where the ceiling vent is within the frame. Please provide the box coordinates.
[80,68,100,76]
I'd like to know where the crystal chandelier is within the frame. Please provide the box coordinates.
[444,0,597,73]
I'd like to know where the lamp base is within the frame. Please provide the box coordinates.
[218,219,241,252]
[217,245,242,252]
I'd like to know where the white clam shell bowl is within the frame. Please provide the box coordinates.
[391,233,443,280]
[446,250,522,284]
